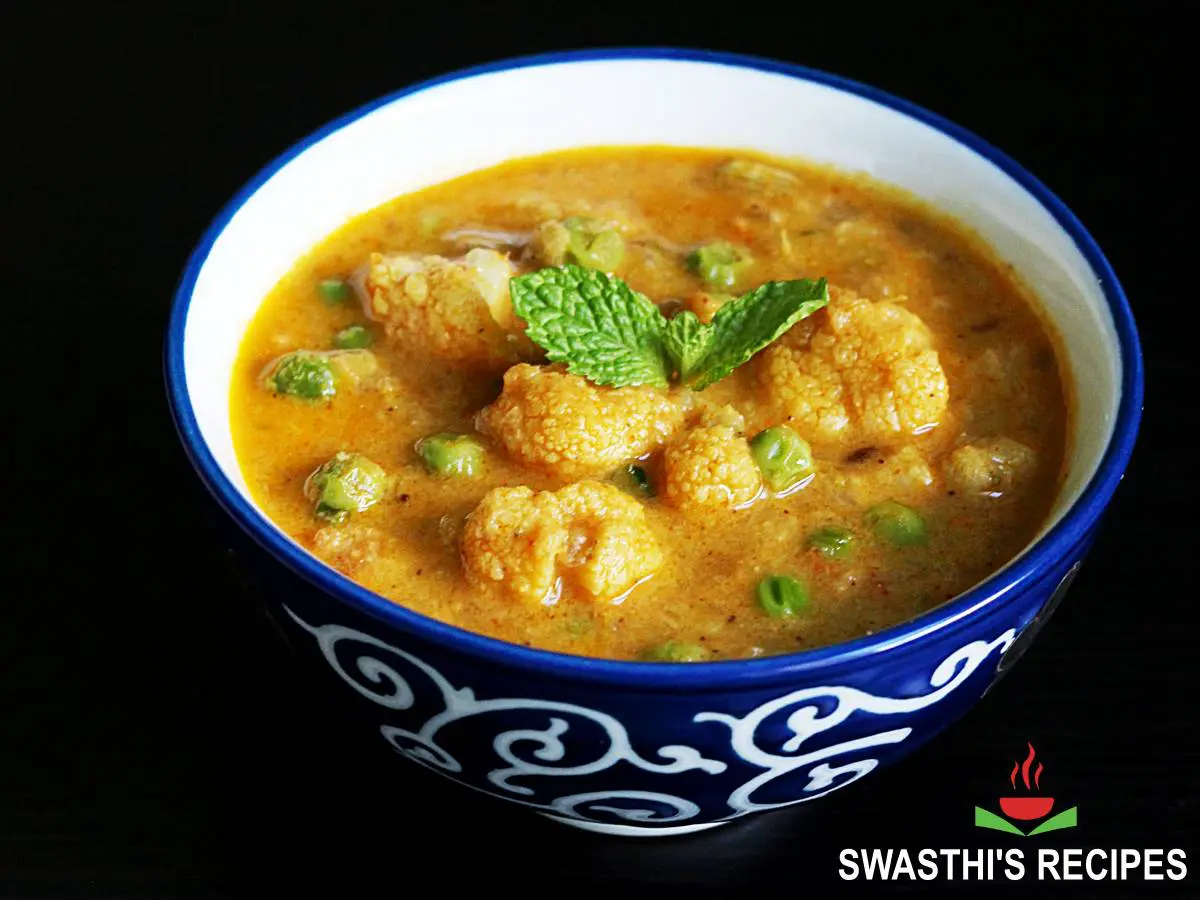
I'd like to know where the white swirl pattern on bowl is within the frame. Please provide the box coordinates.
[285,605,1014,824]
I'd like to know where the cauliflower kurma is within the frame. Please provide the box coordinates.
[232,146,1067,661]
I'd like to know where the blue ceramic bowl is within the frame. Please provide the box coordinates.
[165,50,1142,836]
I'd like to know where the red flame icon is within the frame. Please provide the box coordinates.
[999,742,1055,820]
[1010,742,1044,791]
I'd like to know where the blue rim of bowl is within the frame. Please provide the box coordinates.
[164,47,1143,689]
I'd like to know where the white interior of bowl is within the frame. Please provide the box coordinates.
[182,58,1120,559]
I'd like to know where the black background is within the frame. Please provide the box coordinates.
[2,4,1195,897]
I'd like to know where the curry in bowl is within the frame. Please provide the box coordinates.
[231,147,1067,661]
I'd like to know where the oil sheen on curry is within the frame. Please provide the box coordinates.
[231,147,1068,662]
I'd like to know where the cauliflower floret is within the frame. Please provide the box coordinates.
[556,483,662,598]
[662,426,763,510]
[312,523,382,574]
[459,487,567,603]
[944,437,1037,498]
[689,398,747,432]
[461,482,662,605]
[758,287,949,446]
[362,247,534,368]
[478,364,684,479]
[834,444,936,506]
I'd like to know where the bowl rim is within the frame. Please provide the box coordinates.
[164,47,1143,689]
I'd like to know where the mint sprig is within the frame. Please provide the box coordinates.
[663,311,712,382]
[509,265,669,388]
[509,266,828,391]
[687,278,829,390]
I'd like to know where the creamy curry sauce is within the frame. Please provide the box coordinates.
[231,147,1068,660]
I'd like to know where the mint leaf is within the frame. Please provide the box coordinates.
[688,278,829,390]
[509,265,669,388]
[510,267,828,392]
[664,311,713,381]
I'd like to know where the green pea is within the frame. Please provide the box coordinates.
[612,463,654,498]
[564,216,626,271]
[749,425,814,492]
[641,640,708,662]
[808,526,855,559]
[417,432,485,477]
[418,209,444,238]
[333,324,375,350]
[304,451,389,523]
[866,500,929,547]
[531,221,571,265]
[756,575,810,618]
[686,241,753,289]
[317,278,352,306]
[265,351,337,400]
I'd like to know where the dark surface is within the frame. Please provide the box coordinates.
[2,6,1195,898]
